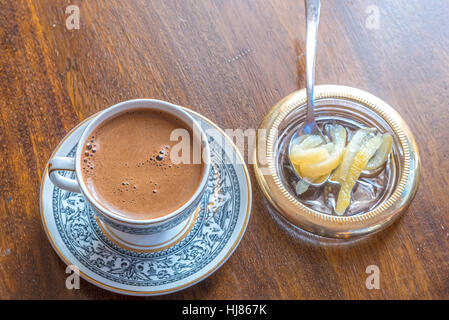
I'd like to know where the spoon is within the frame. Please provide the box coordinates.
[288,0,330,187]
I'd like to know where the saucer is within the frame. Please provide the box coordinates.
[40,108,252,296]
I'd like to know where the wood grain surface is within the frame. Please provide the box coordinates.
[0,0,448,299]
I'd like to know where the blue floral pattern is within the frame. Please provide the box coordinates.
[52,136,241,286]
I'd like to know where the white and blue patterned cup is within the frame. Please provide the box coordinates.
[48,99,211,236]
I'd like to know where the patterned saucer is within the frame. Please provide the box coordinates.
[40,108,252,296]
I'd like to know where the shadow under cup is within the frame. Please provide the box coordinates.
[49,99,211,237]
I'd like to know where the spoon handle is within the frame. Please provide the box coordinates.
[304,0,321,129]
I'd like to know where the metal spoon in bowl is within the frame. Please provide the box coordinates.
[288,0,330,188]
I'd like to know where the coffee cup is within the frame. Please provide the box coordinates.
[48,99,211,236]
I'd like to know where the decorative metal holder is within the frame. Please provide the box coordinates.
[254,85,420,238]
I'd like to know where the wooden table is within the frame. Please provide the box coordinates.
[0,0,448,300]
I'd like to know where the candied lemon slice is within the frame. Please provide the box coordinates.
[365,133,393,171]
[290,134,324,151]
[332,128,375,182]
[296,179,310,195]
[289,134,328,173]
[335,134,383,215]
[295,174,329,195]
[290,144,330,164]
[297,135,325,149]
[299,125,347,179]
[322,142,335,153]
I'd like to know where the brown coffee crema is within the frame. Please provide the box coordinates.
[81,109,205,220]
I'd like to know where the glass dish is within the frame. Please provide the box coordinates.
[254,85,420,238]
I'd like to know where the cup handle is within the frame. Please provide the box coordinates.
[48,157,81,193]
